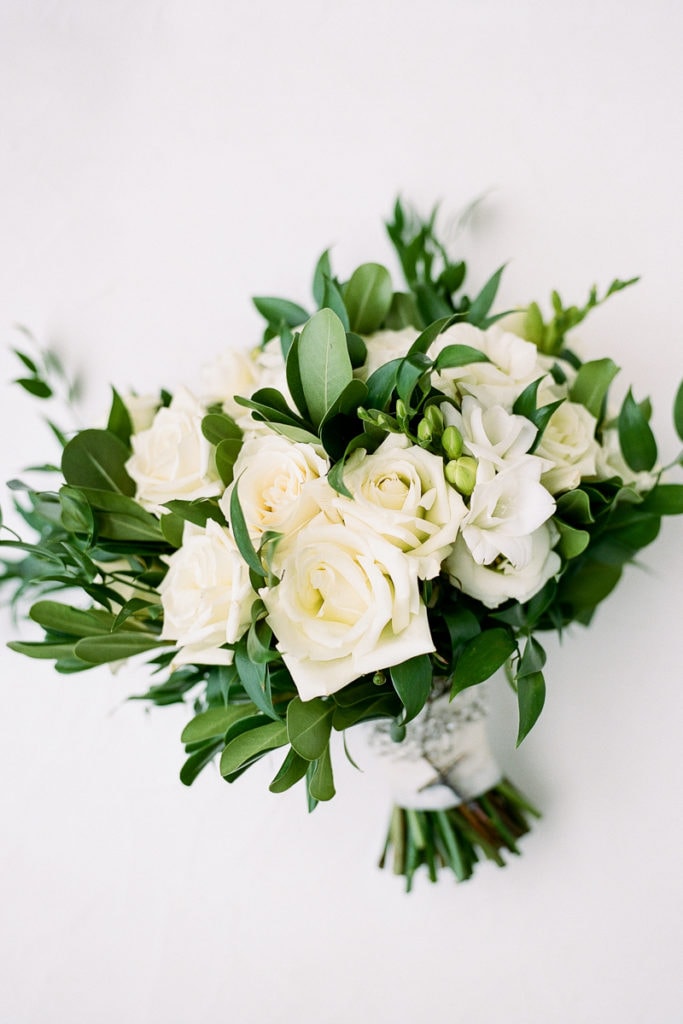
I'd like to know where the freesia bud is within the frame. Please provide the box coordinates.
[445,456,477,496]
[424,405,444,434]
[417,419,433,444]
[442,425,464,460]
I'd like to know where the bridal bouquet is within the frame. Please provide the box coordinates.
[3,200,682,890]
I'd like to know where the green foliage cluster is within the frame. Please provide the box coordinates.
[2,198,682,839]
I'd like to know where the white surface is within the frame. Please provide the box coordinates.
[1,3,682,1023]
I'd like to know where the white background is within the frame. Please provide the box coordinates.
[1,3,682,1022]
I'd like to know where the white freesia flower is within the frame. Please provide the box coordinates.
[359,326,420,380]
[535,401,599,493]
[431,322,545,410]
[262,519,434,700]
[200,349,260,427]
[461,458,556,567]
[220,434,329,541]
[446,522,561,609]
[328,434,467,579]
[159,520,256,667]
[125,388,222,514]
[444,397,537,469]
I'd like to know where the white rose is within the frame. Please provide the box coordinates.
[220,434,329,541]
[125,388,222,514]
[200,349,259,428]
[461,457,556,567]
[443,397,537,470]
[159,520,256,666]
[535,401,599,494]
[123,394,160,434]
[328,434,467,579]
[431,323,545,410]
[446,522,561,609]
[262,519,434,700]
[359,326,420,380]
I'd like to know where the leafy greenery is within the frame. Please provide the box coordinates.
[2,199,682,892]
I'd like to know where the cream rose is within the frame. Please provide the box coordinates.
[125,387,221,514]
[262,519,434,700]
[359,326,420,380]
[431,323,545,410]
[159,520,256,667]
[200,349,260,427]
[123,393,160,434]
[328,434,467,579]
[219,434,329,541]
[446,522,560,609]
[535,401,599,494]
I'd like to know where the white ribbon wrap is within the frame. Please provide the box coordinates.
[355,685,501,810]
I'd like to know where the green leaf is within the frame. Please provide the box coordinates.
[638,484,683,516]
[365,357,403,410]
[228,479,265,578]
[285,333,310,420]
[107,389,133,446]
[344,263,393,334]
[517,636,546,677]
[298,309,353,427]
[8,640,78,660]
[673,379,683,442]
[160,512,184,547]
[234,645,276,719]
[252,296,309,327]
[181,705,254,744]
[180,740,223,785]
[346,332,367,369]
[312,249,332,307]
[287,696,334,760]
[407,316,454,357]
[555,489,594,524]
[618,388,657,472]
[433,344,489,371]
[75,488,164,542]
[201,412,242,446]
[163,498,224,529]
[466,264,507,325]
[15,377,53,399]
[29,601,115,637]
[516,671,546,745]
[321,276,350,330]
[384,292,420,331]
[74,633,168,664]
[59,485,95,535]
[390,654,433,723]
[451,628,517,696]
[309,746,336,801]
[214,438,242,487]
[219,720,288,776]
[569,358,620,420]
[62,430,135,496]
[269,747,310,793]
[555,520,590,559]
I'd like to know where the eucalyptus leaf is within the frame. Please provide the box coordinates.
[252,296,309,327]
[674,379,683,442]
[62,430,135,496]
[309,746,336,801]
[298,309,353,427]
[181,705,255,744]
[106,388,133,447]
[466,264,507,325]
[201,412,242,446]
[287,696,334,760]
[219,720,288,776]
[269,747,309,793]
[344,263,393,334]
